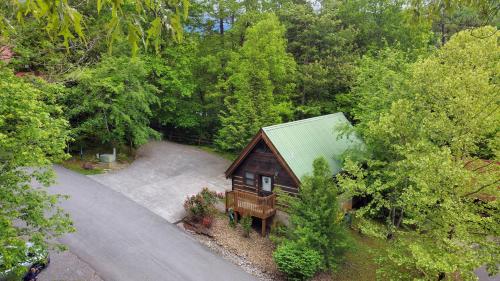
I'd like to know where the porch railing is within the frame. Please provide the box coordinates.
[225,190,276,219]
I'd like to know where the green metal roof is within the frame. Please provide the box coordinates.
[262,113,361,181]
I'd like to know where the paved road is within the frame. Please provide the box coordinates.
[50,166,256,281]
[475,267,500,281]
[90,141,231,222]
[38,250,103,281]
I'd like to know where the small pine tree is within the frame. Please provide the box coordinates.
[241,214,252,237]
[278,157,352,271]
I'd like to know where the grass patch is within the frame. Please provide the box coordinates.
[60,159,104,175]
[333,229,387,281]
[61,144,135,175]
[197,145,238,161]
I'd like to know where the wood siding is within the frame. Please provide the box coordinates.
[232,140,299,195]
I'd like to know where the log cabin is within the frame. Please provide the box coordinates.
[224,113,362,235]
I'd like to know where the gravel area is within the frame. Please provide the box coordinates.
[179,215,281,281]
[181,214,340,281]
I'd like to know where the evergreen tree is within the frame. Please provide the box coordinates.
[278,157,352,271]
[216,13,296,151]
[278,1,358,117]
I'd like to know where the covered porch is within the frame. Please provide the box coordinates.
[225,190,276,235]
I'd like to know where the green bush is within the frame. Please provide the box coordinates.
[273,241,322,281]
[241,215,252,237]
[270,220,288,245]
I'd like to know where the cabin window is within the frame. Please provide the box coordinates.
[245,172,255,186]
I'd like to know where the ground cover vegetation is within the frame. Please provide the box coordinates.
[0,0,498,280]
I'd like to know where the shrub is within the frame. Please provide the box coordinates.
[183,188,218,223]
[270,221,288,245]
[273,241,322,281]
[241,215,252,237]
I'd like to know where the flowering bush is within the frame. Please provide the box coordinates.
[216,192,225,200]
[183,188,218,223]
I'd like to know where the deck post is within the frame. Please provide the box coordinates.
[261,218,266,236]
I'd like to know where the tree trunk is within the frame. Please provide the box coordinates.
[218,0,224,35]
[439,2,446,45]
[219,18,224,35]
[396,208,404,228]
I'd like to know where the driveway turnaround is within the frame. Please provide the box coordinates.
[50,166,257,281]
[90,141,231,222]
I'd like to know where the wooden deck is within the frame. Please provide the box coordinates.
[225,190,276,235]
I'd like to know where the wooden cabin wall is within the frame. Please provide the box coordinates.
[232,140,299,196]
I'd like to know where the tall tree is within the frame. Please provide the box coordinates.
[0,66,74,270]
[216,13,296,151]
[278,1,358,117]
[336,47,413,122]
[338,26,499,280]
[66,56,160,148]
[333,0,434,54]
[409,0,499,45]
[146,40,199,135]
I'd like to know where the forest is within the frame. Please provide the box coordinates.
[0,0,498,280]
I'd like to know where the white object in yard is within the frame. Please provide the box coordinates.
[99,148,116,163]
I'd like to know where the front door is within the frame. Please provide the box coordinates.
[260,175,273,195]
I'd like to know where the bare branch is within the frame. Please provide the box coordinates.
[462,179,500,197]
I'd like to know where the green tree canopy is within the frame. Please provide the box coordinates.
[3,0,189,54]
[0,66,73,270]
[338,26,499,280]
[65,56,160,148]
[146,41,199,131]
[277,1,358,117]
[216,13,296,151]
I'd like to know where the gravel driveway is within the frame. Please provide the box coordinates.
[90,141,231,222]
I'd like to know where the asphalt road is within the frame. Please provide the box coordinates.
[50,166,257,281]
